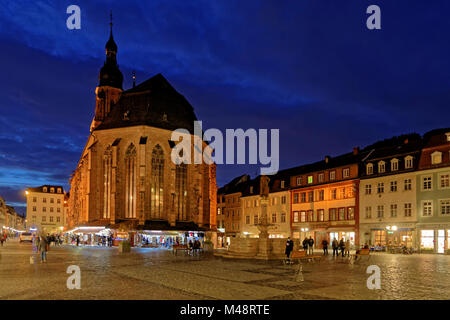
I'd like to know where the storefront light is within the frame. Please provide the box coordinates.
[386,226,391,230]
[392,226,398,231]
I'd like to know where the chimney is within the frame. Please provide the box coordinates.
[353,147,359,155]
[325,156,331,163]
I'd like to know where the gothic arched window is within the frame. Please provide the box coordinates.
[103,146,112,219]
[151,145,164,219]
[175,163,187,220]
[125,144,137,218]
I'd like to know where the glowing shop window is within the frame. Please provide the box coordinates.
[421,230,434,249]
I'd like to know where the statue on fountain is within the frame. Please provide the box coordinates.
[256,175,273,239]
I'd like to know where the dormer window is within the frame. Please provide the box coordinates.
[405,156,413,169]
[431,151,442,165]
[250,186,254,194]
[366,163,373,175]
[307,176,313,184]
[50,187,55,193]
[329,171,336,180]
[43,187,47,193]
[343,168,350,178]
[378,161,386,173]
[318,173,324,183]
[446,132,450,142]
[57,188,62,193]
[391,159,399,171]
[296,177,302,186]
[280,181,285,188]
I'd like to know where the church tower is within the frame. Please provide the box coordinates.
[91,14,123,132]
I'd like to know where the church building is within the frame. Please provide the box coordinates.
[67,21,217,245]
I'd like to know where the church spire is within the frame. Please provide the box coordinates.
[98,11,123,89]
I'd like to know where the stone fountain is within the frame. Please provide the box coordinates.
[215,175,293,260]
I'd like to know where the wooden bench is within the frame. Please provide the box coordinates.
[351,248,370,264]
[172,244,189,255]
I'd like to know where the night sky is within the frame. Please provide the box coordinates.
[1,0,450,214]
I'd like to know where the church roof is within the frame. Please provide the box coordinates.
[95,73,198,133]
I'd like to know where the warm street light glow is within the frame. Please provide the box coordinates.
[25,191,29,195]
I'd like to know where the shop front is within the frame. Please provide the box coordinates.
[417,224,450,254]
[65,226,113,246]
[217,228,226,248]
[293,223,357,249]
[136,230,197,249]
[360,223,416,250]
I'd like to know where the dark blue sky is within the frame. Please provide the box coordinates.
[1,0,450,214]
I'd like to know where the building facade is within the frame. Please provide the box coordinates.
[26,185,65,234]
[359,136,421,249]
[241,175,291,239]
[67,24,217,244]
[290,150,362,248]
[416,129,450,254]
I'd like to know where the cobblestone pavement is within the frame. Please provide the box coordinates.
[0,239,449,300]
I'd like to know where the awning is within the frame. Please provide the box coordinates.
[327,227,356,232]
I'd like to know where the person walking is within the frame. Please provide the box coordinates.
[339,238,345,257]
[285,237,294,263]
[38,235,48,263]
[308,236,314,255]
[332,238,338,257]
[76,235,80,247]
[302,237,308,252]
[0,233,5,246]
[322,238,329,255]
[345,239,351,257]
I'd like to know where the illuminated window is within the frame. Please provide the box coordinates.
[151,145,164,219]
[338,208,345,220]
[391,159,399,171]
[347,207,355,220]
[343,168,350,178]
[317,209,324,221]
[378,161,386,173]
[293,211,299,223]
[329,171,336,180]
[405,156,413,169]
[329,208,337,221]
[103,146,112,219]
[176,163,187,221]
[296,177,302,185]
[420,230,434,249]
[300,211,306,222]
[125,144,137,219]
[318,190,324,201]
[331,189,337,200]
[366,163,373,175]
[308,176,313,184]
[318,173,324,183]
[431,151,442,165]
